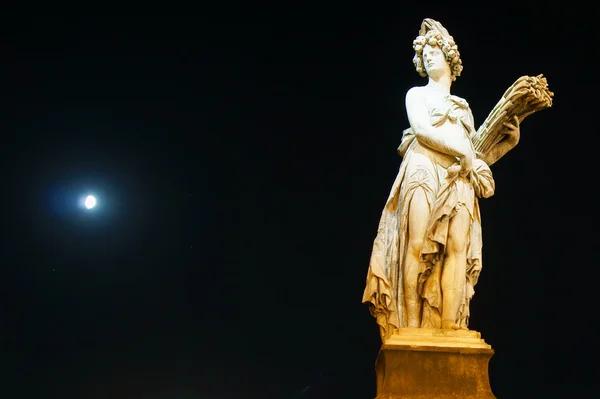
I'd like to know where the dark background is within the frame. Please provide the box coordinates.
[1,7,596,399]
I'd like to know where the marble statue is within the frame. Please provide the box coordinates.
[362,18,553,340]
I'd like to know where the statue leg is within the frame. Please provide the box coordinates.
[441,205,469,330]
[405,187,430,328]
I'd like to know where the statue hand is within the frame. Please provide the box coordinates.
[447,163,461,177]
[501,115,520,146]
[459,153,473,177]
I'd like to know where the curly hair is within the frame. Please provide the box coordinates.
[412,29,463,81]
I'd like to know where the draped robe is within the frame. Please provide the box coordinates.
[362,94,495,340]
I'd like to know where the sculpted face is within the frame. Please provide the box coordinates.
[423,44,451,79]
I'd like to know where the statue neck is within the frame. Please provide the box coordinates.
[426,75,452,95]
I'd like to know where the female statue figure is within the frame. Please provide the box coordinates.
[362,18,523,339]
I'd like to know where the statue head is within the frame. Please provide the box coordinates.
[412,18,463,82]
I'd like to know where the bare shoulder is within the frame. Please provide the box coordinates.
[406,86,427,101]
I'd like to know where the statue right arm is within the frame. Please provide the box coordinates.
[405,87,475,163]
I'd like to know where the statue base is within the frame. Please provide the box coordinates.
[374,328,495,399]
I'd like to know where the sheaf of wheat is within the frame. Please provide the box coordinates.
[472,74,554,157]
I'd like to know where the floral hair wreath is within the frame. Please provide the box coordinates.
[412,30,463,81]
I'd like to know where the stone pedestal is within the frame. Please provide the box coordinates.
[374,328,495,399]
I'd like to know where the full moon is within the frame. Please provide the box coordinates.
[85,195,97,209]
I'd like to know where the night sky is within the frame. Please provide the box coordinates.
[1,8,597,399]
